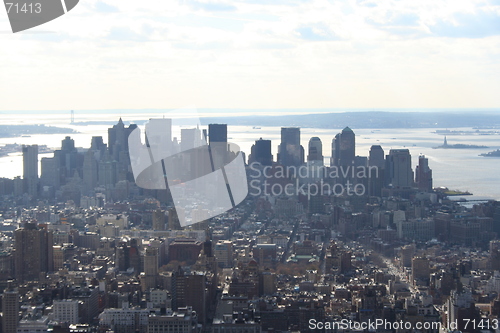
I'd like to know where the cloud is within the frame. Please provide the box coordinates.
[94,1,119,13]
[184,0,237,12]
[106,27,147,42]
[173,41,232,49]
[367,12,421,27]
[295,23,340,41]
[429,10,500,38]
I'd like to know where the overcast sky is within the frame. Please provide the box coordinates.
[1,0,499,111]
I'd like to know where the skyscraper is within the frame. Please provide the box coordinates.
[415,155,433,192]
[278,127,304,167]
[181,127,202,152]
[338,127,355,167]
[83,149,98,193]
[368,145,385,197]
[40,156,60,189]
[2,282,19,333]
[142,247,159,291]
[249,138,273,166]
[22,144,38,196]
[307,137,323,163]
[369,145,385,168]
[208,124,227,144]
[386,149,414,188]
[14,223,53,282]
[330,133,340,166]
[207,123,230,170]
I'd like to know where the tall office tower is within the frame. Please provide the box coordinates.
[415,155,433,192]
[14,223,53,283]
[278,127,304,167]
[146,118,172,156]
[386,149,414,188]
[108,118,137,163]
[152,209,166,231]
[181,127,202,151]
[90,136,107,158]
[338,127,355,166]
[40,156,60,189]
[91,136,105,150]
[98,151,116,187]
[108,118,126,156]
[208,124,227,144]
[22,144,38,196]
[171,268,208,324]
[2,282,19,333]
[307,137,323,163]
[167,208,182,230]
[83,149,98,193]
[142,247,159,291]
[330,134,340,166]
[249,138,273,166]
[368,145,385,197]
[208,124,229,168]
[369,145,385,168]
[490,240,500,271]
[54,136,79,183]
[61,136,75,151]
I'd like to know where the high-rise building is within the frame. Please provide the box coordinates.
[90,136,106,154]
[108,118,126,156]
[142,247,159,291]
[249,138,273,166]
[307,137,323,163]
[22,144,38,196]
[369,145,385,168]
[338,127,355,166]
[61,136,75,151]
[171,268,208,324]
[40,156,60,189]
[208,124,227,144]
[415,155,433,192]
[386,149,414,188]
[180,127,202,152]
[330,133,340,166]
[214,240,233,268]
[278,127,304,167]
[14,223,53,283]
[208,124,229,168]
[145,118,172,156]
[368,145,385,196]
[98,151,116,187]
[83,149,98,193]
[2,282,19,333]
[152,209,166,231]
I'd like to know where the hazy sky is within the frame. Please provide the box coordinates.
[1,0,499,110]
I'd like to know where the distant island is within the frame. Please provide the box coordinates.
[480,149,500,157]
[0,124,76,138]
[0,143,53,157]
[433,136,488,149]
[434,129,500,135]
